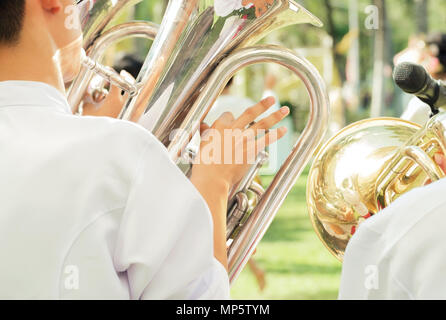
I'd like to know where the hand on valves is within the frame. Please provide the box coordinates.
[190,96,289,269]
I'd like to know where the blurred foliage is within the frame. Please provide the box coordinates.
[125,0,446,125]
[300,0,446,120]
[130,0,446,77]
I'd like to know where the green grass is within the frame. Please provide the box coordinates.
[230,167,342,300]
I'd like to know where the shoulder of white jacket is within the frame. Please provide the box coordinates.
[77,115,158,145]
[361,178,446,231]
[60,116,170,170]
[349,178,446,264]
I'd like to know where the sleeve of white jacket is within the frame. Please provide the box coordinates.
[114,133,230,300]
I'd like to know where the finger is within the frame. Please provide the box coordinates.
[434,153,446,173]
[255,127,288,152]
[200,123,210,135]
[249,106,290,133]
[213,112,235,128]
[120,69,136,83]
[120,70,136,97]
[234,96,276,129]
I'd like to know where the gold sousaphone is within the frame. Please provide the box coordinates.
[307,114,446,260]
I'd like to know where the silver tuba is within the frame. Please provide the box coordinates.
[68,0,330,283]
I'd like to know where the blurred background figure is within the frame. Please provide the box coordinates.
[204,77,257,126]
[426,33,446,80]
[394,33,446,80]
[395,32,446,126]
[259,74,294,175]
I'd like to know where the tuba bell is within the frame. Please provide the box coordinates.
[69,0,330,283]
[307,114,446,261]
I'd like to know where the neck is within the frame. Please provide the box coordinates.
[0,33,65,95]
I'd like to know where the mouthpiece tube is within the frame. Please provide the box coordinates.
[81,49,138,97]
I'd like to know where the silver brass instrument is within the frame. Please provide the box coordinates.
[69,0,330,283]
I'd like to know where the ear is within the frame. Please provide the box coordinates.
[40,0,63,14]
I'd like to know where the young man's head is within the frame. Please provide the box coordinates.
[0,0,85,83]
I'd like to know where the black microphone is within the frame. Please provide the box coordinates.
[393,62,446,115]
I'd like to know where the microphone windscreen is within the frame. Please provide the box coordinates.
[393,62,428,94]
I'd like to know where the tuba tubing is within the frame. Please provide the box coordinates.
[168,45,330,283]
[68,21,159,112]
[70,0,329,284]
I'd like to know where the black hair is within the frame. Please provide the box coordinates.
[226,77,234,88]
[0,0,26,45]
[426,33,446,71]
[113,54,144,79]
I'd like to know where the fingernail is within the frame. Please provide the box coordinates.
[435,153,444,166]
[264,96,275,104]
[120,70,136,83]
[281,107,290,115]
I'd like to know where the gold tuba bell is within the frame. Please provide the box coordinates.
[68,0,330,283]
[307,114,446,261]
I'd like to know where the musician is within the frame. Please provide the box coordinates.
[338,132,446,298]
[337,32,446,300]
[0,0,289,299]
[396,33,446,125]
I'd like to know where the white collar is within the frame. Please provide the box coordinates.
[0,81,72,114]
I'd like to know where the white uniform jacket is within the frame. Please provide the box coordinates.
[0,81,230,300]
[339,178,446,300]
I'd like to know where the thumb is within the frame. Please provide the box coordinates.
[120,69,136,83]
[200,123,210,135]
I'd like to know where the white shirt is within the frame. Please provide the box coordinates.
[401,96,432,126]
[0,81,229,300]
[339,178,446,300]
[260,90,294,175]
